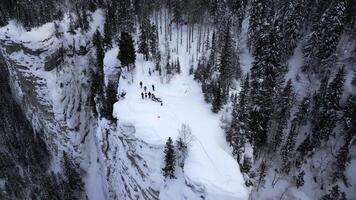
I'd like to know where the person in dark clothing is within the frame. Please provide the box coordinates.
[148,92,151,98]
[140,81,143,88]
[144,86,147,92]
[152,84,155,91]
[141,92,144,99]
[145,92,148,98]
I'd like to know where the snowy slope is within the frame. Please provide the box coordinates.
[111,50,248,199]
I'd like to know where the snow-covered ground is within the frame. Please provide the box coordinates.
[111,52,248,199]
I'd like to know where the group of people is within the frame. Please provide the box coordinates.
[140,81,163,105]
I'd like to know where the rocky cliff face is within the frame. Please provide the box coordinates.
[0,12,177,200]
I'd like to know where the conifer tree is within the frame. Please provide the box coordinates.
[256,161,267,191]
[320,185,346,200]
[326,67,345,111]
[332,142,350,183]
[218,22,237,102]
[117,0,135,33]
[91,30,105,117]
[103,11,113,49]
[118,32,136,71]
[228,74,250,161]
[295,170,305,188]
[62,152,84,198]
[343,95,356,140]
[176,59,181,74]
[162,137,176,179]
[271,79,294,151]
[149,24,160,62]
[212,82,222,113]
[80,7,90,32]
[303,0,347,75]
[105,81,117,122]
[138,16,150,60]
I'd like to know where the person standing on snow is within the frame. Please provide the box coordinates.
[144,86,147,92]
[145,92,148,98]
[140,81,143,88]
[148,92,151,98]
[152,84,155,91]
[141,92,144,99]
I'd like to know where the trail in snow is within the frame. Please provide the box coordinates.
[112,51,248,199]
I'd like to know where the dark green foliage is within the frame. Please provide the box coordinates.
[320,185,346,200]
[270,79,294,151]
[138,16,150,60]
[118,32,136,70]
[296,134,313,165]
[228,74,250,161]
[332,143,350,183]
[218,22,238,102]
[303,0,347,75]
[91,30,105,117]
[80,6,90,32]
[343,95,356,139]
[105,81,117,122]
[212,82,222,113]
[103,11,113,49]
[116,0,135,33]
[162,137,176,179]
[0,0,62,29]
[62,152,85,199]
[256,161,267,191]
[326,67,345,111]
[295,170,305,188]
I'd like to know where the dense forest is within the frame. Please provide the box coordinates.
[0,0,355,199]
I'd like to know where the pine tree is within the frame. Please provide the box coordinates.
[117,0,135,33]
[105,81,117,122]
[332,142,350,183]
[296,134,313,167]
[175,124,192,168]
[310,75,332,147]
[342,95,356,140]
[212,82,222,113]
[149,24,160,62]
[138,16,150,60]
[62,152,84,198]
[281,122,297,167]
[248,0,273,53]
[271,79,294,151]
[162,137,176,179]
[326,67,345,111]
[303,0,347,75]
[294,96,311,126]
[176,59,181,74]
[278,0,306,60]
[320,185,346,200]
[295,170,305,188]
[218,22,237,102]
[256,161,267,191]
[229,74,250,161]
[103,11,113,49]
[91,30,105,117]
[118,32,136,71]
[80,7,90,32]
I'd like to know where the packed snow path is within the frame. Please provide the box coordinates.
[112,52,248,199]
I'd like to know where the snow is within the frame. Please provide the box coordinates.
[0,21,54,43]
[112,52,248,199]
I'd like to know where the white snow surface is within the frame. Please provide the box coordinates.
[112,53,248,199]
